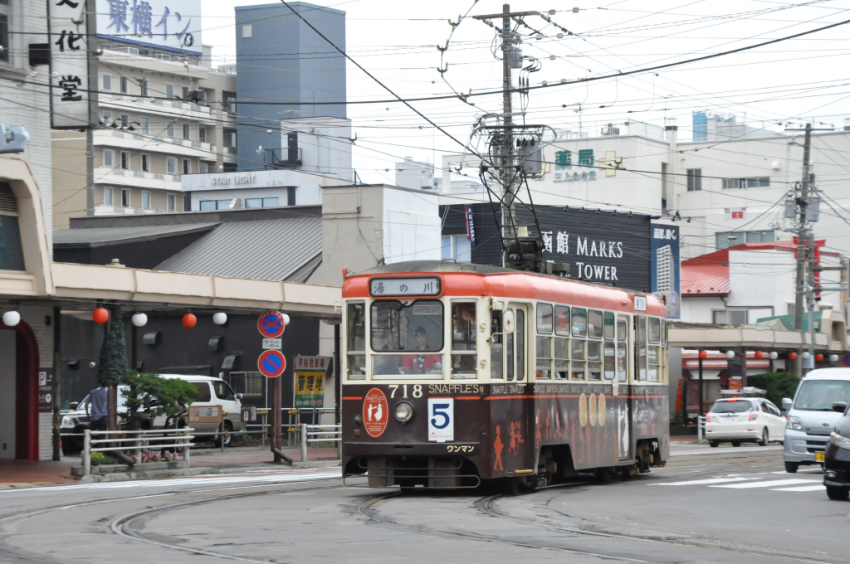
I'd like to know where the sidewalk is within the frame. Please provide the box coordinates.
[0,446,340,488]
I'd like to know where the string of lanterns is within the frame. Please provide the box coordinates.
[696,349,840,364]
[91,308,229,328]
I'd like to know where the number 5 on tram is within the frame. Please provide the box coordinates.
[341,261,670,490]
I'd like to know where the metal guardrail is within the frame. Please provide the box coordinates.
[83,428,194,476]
[301,424,341,462]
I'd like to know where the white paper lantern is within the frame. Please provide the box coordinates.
[830,354,839,363]
[213,312,228,325]
[769,351,778,360]
[2,311,20,327]
[802,351,811,360]
[131,313,148,327]
[726,350,735,360]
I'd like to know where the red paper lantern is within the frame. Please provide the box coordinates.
[788,352,798,360]
[698,350,708,359]
[182,313,197,328]
[815,353,824,362]
[754,351,764,359]
[92,307,109,324]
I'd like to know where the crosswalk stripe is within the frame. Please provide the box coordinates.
[710,479,818,489]
[655,477,755,486]
[772,485,825,492]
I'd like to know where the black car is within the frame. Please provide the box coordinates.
[824,401,850,501]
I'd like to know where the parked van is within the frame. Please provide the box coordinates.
[783,368,850,473]
[60,374,243,454]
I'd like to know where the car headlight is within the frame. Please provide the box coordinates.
[394,402,413,423]
[61,416,75,427]
[830,432,850,451]
[788,416,803,431]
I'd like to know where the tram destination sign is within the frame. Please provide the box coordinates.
[370,277,441,297]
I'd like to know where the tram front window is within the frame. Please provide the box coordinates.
[371,300,445,377]
[451,302,477,379]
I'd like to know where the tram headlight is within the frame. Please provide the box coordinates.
[395,402,414,423]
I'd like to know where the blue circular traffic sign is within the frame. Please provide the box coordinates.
[258,310,285,339]
[258,350,286,378]
[843,354,850,368]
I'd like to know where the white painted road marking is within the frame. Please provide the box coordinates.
[710,479,819,489]
[772,485,826,492]
[655,477,756,486]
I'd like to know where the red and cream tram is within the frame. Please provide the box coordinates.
[341,261,670,490]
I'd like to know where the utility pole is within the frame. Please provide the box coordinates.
[85,0,99,215]
[792,123,812,377]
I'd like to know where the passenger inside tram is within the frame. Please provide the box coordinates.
[401,326,442,374]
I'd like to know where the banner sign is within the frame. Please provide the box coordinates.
[293,356,332,408]
[650,223,681,319]
[97,0,203,53]
[465,205,476,247]
[49,0,90,129]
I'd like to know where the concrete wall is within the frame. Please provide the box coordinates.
[383,187,441,264]
[280,118,353,182]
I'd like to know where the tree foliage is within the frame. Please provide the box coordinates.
[747,372,801,407]
[97,305,129,386]
[120,372,199,429]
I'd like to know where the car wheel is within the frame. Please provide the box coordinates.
[759,428,769,447]
[216,421,233,448]
[709,441,719,448]
[826,485,850,501]
[731,441,741,447]
[785,461,799,473]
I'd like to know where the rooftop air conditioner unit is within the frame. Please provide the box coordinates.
[601,124,620,136]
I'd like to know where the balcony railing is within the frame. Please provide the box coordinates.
[263,147,302,169]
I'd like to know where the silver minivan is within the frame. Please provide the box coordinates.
[783,368,850,473]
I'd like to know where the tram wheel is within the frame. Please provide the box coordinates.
[504,478,521,496]
[595,467,613,482]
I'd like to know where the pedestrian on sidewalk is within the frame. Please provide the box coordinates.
[84,383,109,441]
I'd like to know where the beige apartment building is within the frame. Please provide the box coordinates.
[52,42,238,228]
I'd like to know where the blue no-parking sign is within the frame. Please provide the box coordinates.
[258,310,286,339]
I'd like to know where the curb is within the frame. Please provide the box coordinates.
[77,460,341,483]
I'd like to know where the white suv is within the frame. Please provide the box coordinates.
[60,374,243,454]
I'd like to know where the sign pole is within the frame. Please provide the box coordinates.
[272,374,282,462]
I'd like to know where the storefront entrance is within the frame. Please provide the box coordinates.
[0,322,40,460]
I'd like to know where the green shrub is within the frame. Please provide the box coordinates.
[120,371,199,429]
[746,372,800,407]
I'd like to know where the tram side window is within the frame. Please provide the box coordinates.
[661,319,668,383]
[554,306,570,379]
[603,312,615,380]
[491,311,503,380]
[587,310,603,380]
[347,303,366,380]
[536,303,553,380]
[516,309,526,381]
[617,317,628,381]
[647,317,661,382]
[637,316,647,381]
[451,302,477,379]
[571,307,587,380]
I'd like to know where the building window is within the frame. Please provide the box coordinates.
[139,79,147,97]
[103,187,113,206]
[182,86,189,100]
[713,310,748,325]
[182,159,190,174]
[182,124,190,140]
[0,183,24,270]
[120,151,130,170]
[200,199,233,211]
[120,76,128,93]
[166,83,174,99]
[141,153,150,172]
[166,122,174,137]
[245,197,280,209]
[199,162,209,174]
[121,189,131,207]
[716,230,775,250]
[103,150,114,167]
[167,194,176,211]
[242,24,253,38]
[686,169,702,191]
[287,186,296,206]
[0,4,10,64]
[103,73,112,91]
[142,191,151,209]
[198,127,206,143]
[441,235,472,263]
[230,131,237,147]
[102,112,111,126]
[121,114,128,128]
[722,177,770,189]
[166,157,177,175]
[140,117,148,134]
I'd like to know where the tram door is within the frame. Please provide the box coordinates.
[618,315,635,462]
[505,304,533,470]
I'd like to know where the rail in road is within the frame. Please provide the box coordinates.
[0,448,842,564]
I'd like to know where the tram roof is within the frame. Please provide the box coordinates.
[346,261,667,317]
